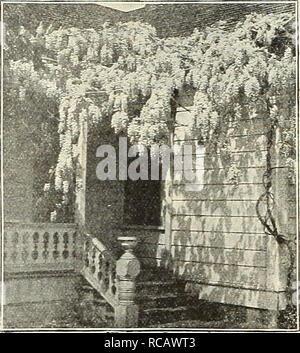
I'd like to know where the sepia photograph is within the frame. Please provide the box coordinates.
[0,0,298,333]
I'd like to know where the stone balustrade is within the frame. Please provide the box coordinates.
[81,233,119,308]
[81,233,140,327]
[4,223,141,327]
[4,222,79,273]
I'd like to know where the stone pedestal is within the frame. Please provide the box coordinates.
[115,236,140,328]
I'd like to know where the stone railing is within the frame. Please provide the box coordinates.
[4,222,79,273]
[81,234,140,327]
[81,233,119,308]
[4,222,141,327]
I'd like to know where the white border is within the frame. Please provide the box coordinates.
[1,0,4,333]
[295,0,299,334]
[0,0,299,333]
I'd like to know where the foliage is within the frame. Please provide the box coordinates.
[4,12,296,209]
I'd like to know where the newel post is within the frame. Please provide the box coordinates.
[115,236,140,328]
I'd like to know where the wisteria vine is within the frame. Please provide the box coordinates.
[4,13,296,219]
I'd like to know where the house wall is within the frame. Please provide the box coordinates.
[150,92,296,311]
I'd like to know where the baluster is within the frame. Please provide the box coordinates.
[84,238,90,268]
[32,232,39,261]
[104,259,110,291]
[52,232,59,260]
[115,236,140,328]
[109,262,117,297]
[21,231,29,263]
[42,232,49,261]
[91,245,96,274]
[100,250,110,293]
[94,248,100,280]
[111,263,117,297]
[72,232,77,259]
[62,232,69,260]
[58,231,66,259]
[87,242,94,272]
[97,252,104,284]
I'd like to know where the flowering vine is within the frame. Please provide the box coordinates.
[4,12,296,219]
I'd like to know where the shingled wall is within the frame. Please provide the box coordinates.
[125,2,296,311]
[167,104,294,310]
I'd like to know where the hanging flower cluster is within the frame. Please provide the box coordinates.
[269,47,296,183]
[5,12,296,202]
[185,13,295,180]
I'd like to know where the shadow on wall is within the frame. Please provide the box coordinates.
[147,115,282,311]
